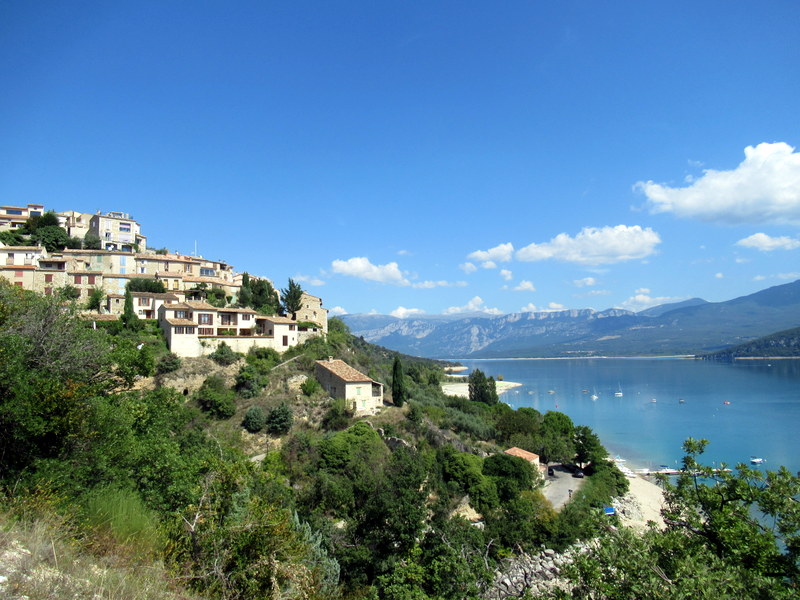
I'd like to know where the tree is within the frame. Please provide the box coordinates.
[242,406,266,433]
[22,210,60,232]
[554,439,800,599]
[57,284,81,300]
[30,225,71,252]
[194,375,236,419]
[121,288,142,331]
[391,356,408,407]
[83,231,102,249]
[127,279,166,293]
[86,287,104,312]
[281,278,304,319]
[266,403,293,435]
[238,272,253,307]
[574,425,607,469]
[468,369,499,404]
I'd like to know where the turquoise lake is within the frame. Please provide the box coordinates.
[456,358,800,475]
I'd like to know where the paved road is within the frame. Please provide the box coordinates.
[541,464,586,510]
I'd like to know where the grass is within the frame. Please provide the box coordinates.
[0,507,196,600]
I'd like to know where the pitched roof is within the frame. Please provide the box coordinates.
[260,315,296,324]
[504,447,540,463]
[315,359,372,383]
[165,318,197,326]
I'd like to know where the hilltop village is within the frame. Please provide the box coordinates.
[0,203,328,358]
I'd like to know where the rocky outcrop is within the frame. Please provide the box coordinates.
[484,547,582,599]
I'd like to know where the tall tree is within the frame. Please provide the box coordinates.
[281,278,304,319]
[121,288,141,331]
[391,356,408,407]
[238,272,253,307]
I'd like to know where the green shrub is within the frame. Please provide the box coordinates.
[209,341,240,366]
[301,377,321,396]
[266,403,293,435]
[195,375,236,419]
[155,351,182,374]
[242,406,266,433]
[235,364,268,398]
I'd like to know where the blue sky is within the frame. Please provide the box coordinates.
[2,2,799,318]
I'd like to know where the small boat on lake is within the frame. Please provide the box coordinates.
[723,400,731,405]
[750,457,765,465]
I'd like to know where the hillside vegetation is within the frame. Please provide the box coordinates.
[1,279,798,599]
[701,326,800,360]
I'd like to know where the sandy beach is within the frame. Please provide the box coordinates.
[614,475,666,530]
[441,380,523,398]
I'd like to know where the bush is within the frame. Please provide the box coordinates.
[195,375,236,419]
[266,403,293,435]
[301,377,321,397]
[209,341,240,366]
[235,364,268,398]
[242,406,266,433]
[155,352,182,374]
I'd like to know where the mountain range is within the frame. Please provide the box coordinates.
[340,280,800,359]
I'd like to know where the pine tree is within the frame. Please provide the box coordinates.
[281,278,304,319]
[391,356,408,407]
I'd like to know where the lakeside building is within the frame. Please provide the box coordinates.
[504,447,547,478]
[158,301,301,357]
[0,204,44,231]
[315,358,384,415]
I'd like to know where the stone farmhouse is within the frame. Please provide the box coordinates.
[1,206,329,357]
[315,358,384,415]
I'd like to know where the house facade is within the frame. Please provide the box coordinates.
[89,211,147,252]
[158,302,301,357]
[0,204,44,231]
[296,292,328,333]
[315,358,384,414]
[504,447,547,479]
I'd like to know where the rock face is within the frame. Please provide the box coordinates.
[484,547,578,599]
[155,356,242,396]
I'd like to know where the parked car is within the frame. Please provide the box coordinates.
[548,467,555,477]
[572,470,585,478]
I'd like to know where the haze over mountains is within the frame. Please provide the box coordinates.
[340,280,800,359]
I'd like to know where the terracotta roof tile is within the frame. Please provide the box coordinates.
[315,359,372,383]
[504,447,540,463]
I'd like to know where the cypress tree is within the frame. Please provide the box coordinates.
[391,356,408,407]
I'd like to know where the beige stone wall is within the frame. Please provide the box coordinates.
[296,293,328,332]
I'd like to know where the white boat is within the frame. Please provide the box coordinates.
[750,457,765,464]
[614,387,623,398]
[591,387,599,401]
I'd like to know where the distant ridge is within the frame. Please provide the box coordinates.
[701,326,800,360]
[340,280,800,359]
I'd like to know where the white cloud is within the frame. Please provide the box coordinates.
[397,249,410,255]
[520,303,538,312]
[635,287,650,294]
[778,272,800,280]
[548,302,565,310]
[329,306,348,316]
[586,289,611,296]
[753,275,767,281]
[516,225,661,265]
[736,233,800,251]
[294,274,326,286]
[514,280,536,292]
[573,277,597,287]
[444,296,503,315]
[500,269,513,281]
[715,272,724,279]
[460,262,478,274]
[331,257,409,285]
[412,280,468,289]
[735,257,751,263]
[637,142,800,225]
[468,242,514,268]
[621,294,683,312]
[391,306,425,319]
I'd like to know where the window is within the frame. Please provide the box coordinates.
[220,314,236,326]
[242,314,251,321]
[15,270,23,278]
[282,335,288,346]
[73,275,82,284]
[87,275,96,285]
[44,287,52,295]
[14,282,22,287]
[119,223,131,232]
[198,327,213,335]
[5,209,22,215]
[30,211,41,217]
[200,267,215,277]
[198,313,213,325]
[45,274,53,283]
[289,324,296,331]
[138,297,151,306]
[174,310,188,319]
[120,256,127,266]
[174,326,195,334]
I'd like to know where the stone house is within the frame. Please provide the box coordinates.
[314,358,384,414]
